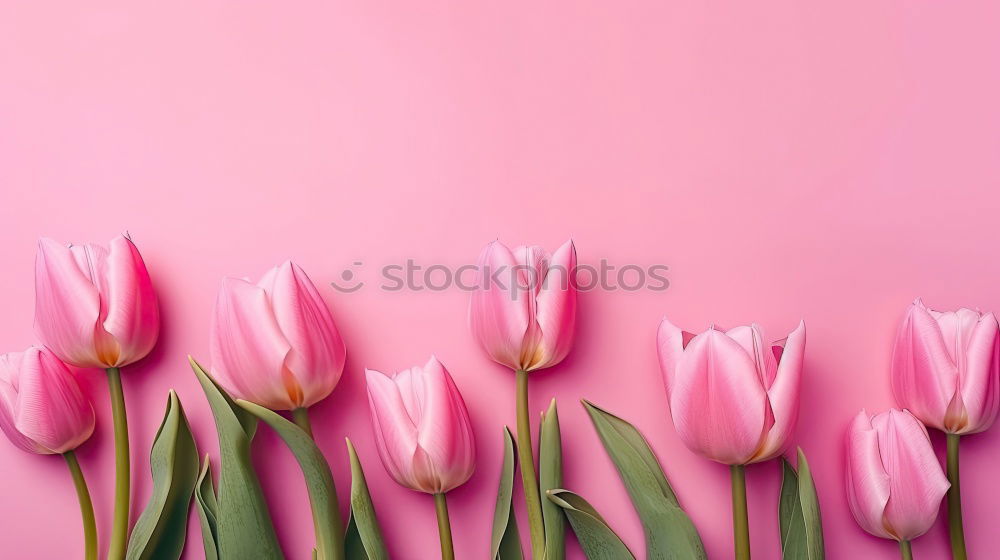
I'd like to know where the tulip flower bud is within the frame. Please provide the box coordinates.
[657,318,806,465]
[0,348,95,454]
[34,235,160,369]
[210,261,346,411]
[845,409,949,542]
[891,299,1000,434]
[365,356,476,494]
[470,240,577,372]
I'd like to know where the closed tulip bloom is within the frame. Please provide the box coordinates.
[846,409,949,543]
[891,299,1000,435]
[365,356,476,494]
[35,235,160,369]
[0,348,95,455]
[470,240,577,373]
[211,261,346,411]
[657,318,806,465]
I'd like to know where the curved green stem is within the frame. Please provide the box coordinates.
[516,369,546,558]
[434,493,455,560]
[106,367,130,560]
[64,451,97,560]
[899,539,913,560]
[731,464,750,560]
[292,407,314,439]
[946,433,967,560]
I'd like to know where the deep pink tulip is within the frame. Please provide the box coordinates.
[365,357,476,494]
[657,318,806,465]
[845,409,949,542]
[891,299,1000,434]
[210,261,346,411]
[34,235,160,369]
[470,240,577,372]
[0,348,95,454]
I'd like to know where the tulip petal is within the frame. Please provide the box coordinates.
[13,349,95,454]
[531,240,577,371]
[103,236,160,367]
[365,369,420,489]
[872,410,949,540]
[34,238,104,368]
[669,329,767,464]
[752,321,806,462]
[210,278,295,410]
[259,262,346,408]
[470,241,532,370]
[956,313,1000,433]
[657,317,686,399]
[890,302,958,431]
[0,353,46,454]
[844,411,893,540]
[413,357,475,493]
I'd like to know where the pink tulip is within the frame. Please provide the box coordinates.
[0,347,95,454]
[210,261,346,411]
[470,240,577,372]
[845,409,949,542]
[891,299,1000,434]
[34,235,160,369]
[657,318,806,465]
[365,356,476,494]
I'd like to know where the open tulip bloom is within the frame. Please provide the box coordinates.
[846,409,950,559]
[658,317,806,560]
[890,299,999,559]
[0,348,97,560]
[366,357,475,560]
[34,235,159,560]
[469,239,576,558]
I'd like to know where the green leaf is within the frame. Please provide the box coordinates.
[194,456,219,560]
[540,399,565,560]
[344,438,388,560]
[236,400,344,560]
[546,489,635,560]
[491,427,523,560]
[126,390,200,560]
[582,400,706,560]
[778,449,825,560]
[190,356,284,559]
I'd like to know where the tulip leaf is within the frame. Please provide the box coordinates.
[126,390,200,560]
[779,449,825,559]
[540,399,565,560]
[194,456,220,560]
[190,357,284,559]
[344,438,389,560]
[582,400,706,560]
[546,489,635,560]
[491,427,523,560]
[236,400,344,560]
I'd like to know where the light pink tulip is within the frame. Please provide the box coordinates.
[0,348,95,454]
[210,261,346,411]
[845,409,949,542]
[470,240,577,372]
[891,299,1000,434]
[35,235,160,369]
[365,356,476,494]
[657,318,806,465]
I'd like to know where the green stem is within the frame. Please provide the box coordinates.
[946,433,967,560]
[64,451,97,560]
[292,407,314,439]
[516,369,546,558]
[106,367,130,560]
[731,464,750,560]
[899,539,913,560]
[434,493,455,560]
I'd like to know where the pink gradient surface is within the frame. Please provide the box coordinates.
[2,2,999,558]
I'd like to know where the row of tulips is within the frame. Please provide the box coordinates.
[0,234,993,559]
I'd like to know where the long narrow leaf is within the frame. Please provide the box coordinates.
[190,357,284,559]
[194,456,219,560]
[126,390,200,560]
[540,399,565,560]
[491,427,523,560]
[344,438,388,560]
[778,449,825,560]
[546,489,635,560]
[583,400,706,559]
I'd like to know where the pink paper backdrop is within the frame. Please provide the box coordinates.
[2,1,1000,558]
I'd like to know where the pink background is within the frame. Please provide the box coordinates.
[2,1,1000,558]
